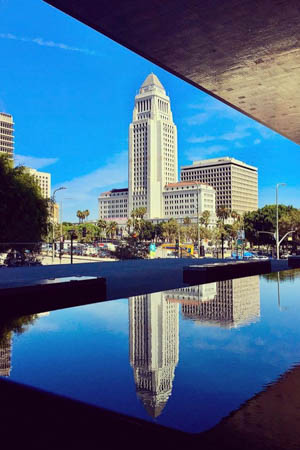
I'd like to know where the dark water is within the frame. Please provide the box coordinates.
[1,270,300,434]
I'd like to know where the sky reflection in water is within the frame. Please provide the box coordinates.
[2,270,300,433]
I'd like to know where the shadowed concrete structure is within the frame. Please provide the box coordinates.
[45,0,300,145]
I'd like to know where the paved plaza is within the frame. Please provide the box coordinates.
[0,257,289,302]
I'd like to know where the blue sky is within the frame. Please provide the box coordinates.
[1,0,300,221]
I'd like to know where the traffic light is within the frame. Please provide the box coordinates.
[82,227,87,237]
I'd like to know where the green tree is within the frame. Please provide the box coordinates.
[199,210,211,228]
[154,223,164,241]
[216,205,230,224]
[0,314,39,346]
[0,155,49,252]
[279,209,300,242]
[230,210,240,222]
[244,204,296,246]
[126,218,132,235]
[139,221,155,241]
[83,209,90,222]
[97,219,107,238]
[135,207,147,219]
[183,217,191,225]
[162,219,179,242]
[106,221,118,239]
[76,210,84,224]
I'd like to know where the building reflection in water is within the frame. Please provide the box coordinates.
[128,292,179,418]
[165,276,260,328]
[129,276,260,418]
[0,336,12,377]
[0,312,49,378]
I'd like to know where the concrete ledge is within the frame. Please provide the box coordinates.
[0,276,106,316]
[183,260,272,284]
[288,256,300,269]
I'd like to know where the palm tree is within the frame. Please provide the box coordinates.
[216,206,230,258]
[230,210,240,222]
[200,210,211,228]
[126,218,132,235]
[106,221,118,239]
[83,209,90,222]
[162,219,179,242]
[97,219,107,238]
[76,210,84,224]
[217,206,230,224]
[136,206,147,219]
[183,217,191,225]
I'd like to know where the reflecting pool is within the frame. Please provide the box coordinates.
[1,270,300,433]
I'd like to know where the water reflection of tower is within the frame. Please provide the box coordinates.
[0,336,12,377]
[129,292,179,418]
[167,276,260,328]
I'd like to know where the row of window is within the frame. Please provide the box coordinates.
[0,134,13,141]
[0,147,13,153]
[0,141,13,147]
[137,99,152,113]
[181,176,225,182]
[0,122,13,129]
[0,129,13,136]
[101,199,127,203]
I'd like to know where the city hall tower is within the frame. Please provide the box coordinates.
[128,74,178,219]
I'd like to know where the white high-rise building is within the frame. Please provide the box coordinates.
[163,181,216,226]
[128,74,178,219]
[25,167,51,199]
[98,188,128,219]
[129,292,179,418]
[0,112,14,159]
[180,157,258,215]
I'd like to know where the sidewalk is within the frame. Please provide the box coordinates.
[41,254,117,265]
[0,257,289,302]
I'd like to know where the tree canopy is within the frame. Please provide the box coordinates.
[0,156,49,251]
[244,204,297,245]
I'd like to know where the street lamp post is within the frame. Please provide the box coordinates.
[197,183,200,258]
[51,187,66,262]
[276,183,286,260]
[59,197,72,262]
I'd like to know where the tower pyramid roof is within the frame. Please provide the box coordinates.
[141,73,164,90]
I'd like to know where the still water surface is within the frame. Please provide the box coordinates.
[1,270,300,433]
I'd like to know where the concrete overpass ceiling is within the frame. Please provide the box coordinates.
[44,0,300,145]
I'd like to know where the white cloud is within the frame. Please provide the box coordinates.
[187,125,250,145]
[221,127,250,141]
[0,33,96,56]
[14,154,58,169]
[187,135,215,144]
[255,124,276,139]
[185,145,227,162]
[188,98,241,120]
[234,142,244,148]
[56,151,128,221]
[185,112,209,126]
[186,98,275,140]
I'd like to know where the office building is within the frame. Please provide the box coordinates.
[0,112,14,159]
[163,181,216,225]
[98,188,128,220]
[170,276,260,328]
[128,73,178,219]
[0,336,12,377]
[25,168,51,199]
[129,292,179,418]
[180,157,258,215]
